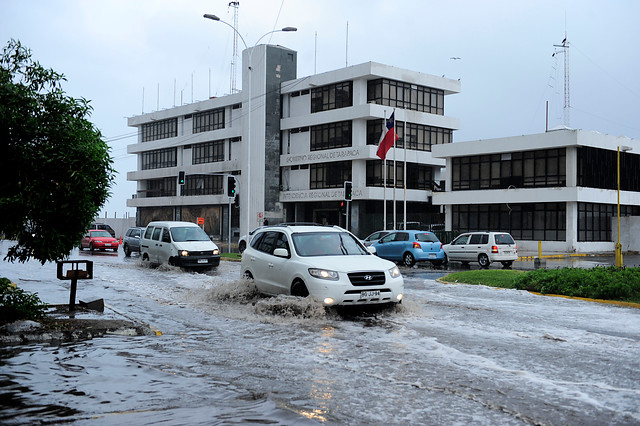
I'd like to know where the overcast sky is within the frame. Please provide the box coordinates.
[3,0,639,217]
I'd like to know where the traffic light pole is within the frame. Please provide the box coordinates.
[344,181,352,232]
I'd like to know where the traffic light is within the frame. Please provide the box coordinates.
[178,171,185,185]
[339,201,345,214]
[227,176,236,197]
[344,181,352,201]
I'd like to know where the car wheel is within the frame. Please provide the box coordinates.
[142,253,149,262]
[501,261,513,268]
[443,253,449,264]
[243,270,253,280]
[89,243,94,253]
[239,240,246,254]
[403,252,416,267]
[478,254,490,268]
[124,244,131,257]
[291,279,309,297]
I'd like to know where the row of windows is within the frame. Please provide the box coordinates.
[180,174,224,196]
[452,149,566,190]
[193,108,225,134]
[192,140,225,164]
[367,78,444,115]
[453,203,567,241]
[310,121,352,151]
[578,146,640,192]
[366,120,452,152]
[142,118,178,142]
[578,202,640,242]
[310,161,352,189]
[365,161,434,190]
[144,177,176,198]
[141,148,177,170]
[311,81,353,113]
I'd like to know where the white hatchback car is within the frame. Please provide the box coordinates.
[241,225,404,307]
[443,231,518,268]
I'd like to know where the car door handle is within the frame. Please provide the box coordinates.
[268,263,274,268]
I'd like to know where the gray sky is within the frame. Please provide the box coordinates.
[2,0,639,217]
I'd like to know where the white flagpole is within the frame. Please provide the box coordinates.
[393,109,397,230]
[382,111,386,230]
[403,117,407,230]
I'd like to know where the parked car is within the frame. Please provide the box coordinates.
[361,230,391,247]
[90,222,116,237]
[140,221,220,269]
[443,231,518,268]
[81,230,119,252]
[241,224,404,307]
[371,230,445,267]
[122,226,145,257]
[238,226,266,254]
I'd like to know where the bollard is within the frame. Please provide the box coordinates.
[534,240,546,269]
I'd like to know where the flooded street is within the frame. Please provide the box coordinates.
[1,242,639,425]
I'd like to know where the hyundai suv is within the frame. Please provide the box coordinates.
[443,232,518,268]
[241,225,404,307]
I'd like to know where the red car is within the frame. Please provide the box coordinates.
[81,230,120,252]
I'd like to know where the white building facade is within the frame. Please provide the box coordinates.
[432,129,640,253]
[126,45,461,240]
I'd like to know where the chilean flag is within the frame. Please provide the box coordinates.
[376,112,398,160]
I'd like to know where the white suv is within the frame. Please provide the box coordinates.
[241,225,404,307]
[443,232,518,268]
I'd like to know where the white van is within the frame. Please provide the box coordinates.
[140,221,220,269]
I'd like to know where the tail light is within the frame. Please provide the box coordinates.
[515,245,518,253]
[413,242,421,249]
[491,245,498,253]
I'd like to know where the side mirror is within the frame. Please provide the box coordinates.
[273,248,289,258]
[367,246,377,254]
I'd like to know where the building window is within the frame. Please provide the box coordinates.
[366,120,451,151]
[367,78,444,115]
[145,177,176,198]
[181,174,224,196]
[192,140,225,164]
[141,148,177,170]
[310,161,351,189]
[310,121,352,151]
[142,118,177,142]
[366,161,433,190]
[311,81,353,113]
[578,146,640,192]
[452,148,566,191]
[193,108,225,134]
[578,202,640,242]
[453,203,566,241]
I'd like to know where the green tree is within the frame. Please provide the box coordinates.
[0,39,116,264]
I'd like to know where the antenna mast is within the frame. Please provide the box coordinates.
[553,32,570,126]
[229,1,240,93]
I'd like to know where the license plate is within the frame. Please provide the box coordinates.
[360,290,380,299]
[429,253,436,258]
[197,259,208,264]
[105,243,111,247]
[504,250,512,254]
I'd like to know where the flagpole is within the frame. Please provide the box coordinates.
[382,110,386,231]
[403,117,407,230]
[393,109,397,230]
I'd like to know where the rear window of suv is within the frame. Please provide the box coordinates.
[494,233,515,245]
[415,232,440,243]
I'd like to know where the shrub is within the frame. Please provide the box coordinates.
[0,277,48,323]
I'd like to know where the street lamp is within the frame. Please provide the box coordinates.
[615,145,632,267]
[203,14,296,237]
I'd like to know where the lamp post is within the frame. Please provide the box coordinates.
[203,14,296,237]
[615,145,633,267]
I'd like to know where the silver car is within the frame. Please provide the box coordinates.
[443,232,518,268]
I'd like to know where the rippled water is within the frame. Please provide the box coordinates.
[1,243,639,424]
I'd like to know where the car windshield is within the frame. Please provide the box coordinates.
[170,226,210,242]
[292,232,368,257]
[90,231,111,238]
[494,233,515,245]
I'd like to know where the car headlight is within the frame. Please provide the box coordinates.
[389,266,401,278]
[180,250,189,257]
[213,249,219,255]
[308,268,339,281]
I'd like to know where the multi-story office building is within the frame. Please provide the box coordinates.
[126,44,461,239]
[432,129,640,253]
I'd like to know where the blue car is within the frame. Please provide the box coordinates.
[371,230,445,267]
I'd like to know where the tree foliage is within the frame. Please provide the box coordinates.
[0,39,116,264]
